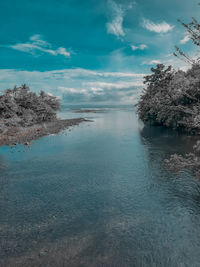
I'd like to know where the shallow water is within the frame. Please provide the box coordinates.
[0,108,200,267]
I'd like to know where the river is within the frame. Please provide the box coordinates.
[0,108,200,267]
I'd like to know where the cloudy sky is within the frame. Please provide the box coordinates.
[0,0,199,105]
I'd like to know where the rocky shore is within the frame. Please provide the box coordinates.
[0,118,87,147]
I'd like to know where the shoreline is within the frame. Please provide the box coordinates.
[0,118,89,147]
[73,109,104,113]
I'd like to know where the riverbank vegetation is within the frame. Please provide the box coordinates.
[138,63,200,133]
[0,85,87,146]
[0,84,60,132]
[138,7,200,176]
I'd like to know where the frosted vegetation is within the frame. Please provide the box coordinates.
[138,64,200,133]
[0,84,60,133]
[138,10,200,176]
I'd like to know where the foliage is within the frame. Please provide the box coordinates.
[138,4,200,175]
[0,84,60,131]
[138,63,200,133]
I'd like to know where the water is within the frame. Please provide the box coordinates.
[1,108,200,267]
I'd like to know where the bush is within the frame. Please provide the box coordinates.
[138,64,200,133]
[0,84,60,128]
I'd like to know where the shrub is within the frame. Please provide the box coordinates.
[138,64,200,133]
[0,84,60,128]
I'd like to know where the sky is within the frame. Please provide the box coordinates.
[0,0,200,105]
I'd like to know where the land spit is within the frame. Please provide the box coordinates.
[0,118,89,147]
[73,109,105,113]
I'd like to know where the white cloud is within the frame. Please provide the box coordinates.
[107,15,125,37]
[142,55,191,70]
[8,34,71,58]
[57,47,71,57]
[131,44,148,51]
[180,35,190,44]
[142,19,174,33]
[84,81,143,89]
[142,60,161,65]
[58,87,88,94]
[45,68,145,78]
[139,44,148,50]
[106,0,125,37]
[106,0,133,38]
[0,68,144,104]
[29,34,49,47]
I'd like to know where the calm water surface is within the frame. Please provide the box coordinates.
[0,108,200,267]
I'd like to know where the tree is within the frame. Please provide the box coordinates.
[0,85,61,129]
[138,3,200,175]
[138,64,175,127]
[138,63,200,132]
[174,8,200,64]
[138,3,200,133]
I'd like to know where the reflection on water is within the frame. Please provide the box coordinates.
[1,108,200,266]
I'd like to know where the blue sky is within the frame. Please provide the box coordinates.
[0,0,199,104]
